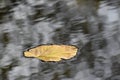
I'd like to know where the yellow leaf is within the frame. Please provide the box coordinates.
[24,45,78,61]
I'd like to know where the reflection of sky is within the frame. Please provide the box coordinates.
[98,2,119,23]
[98,1,120,57]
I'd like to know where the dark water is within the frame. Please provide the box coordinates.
[0,0,120,80]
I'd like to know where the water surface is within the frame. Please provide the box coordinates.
[0,0,120,80]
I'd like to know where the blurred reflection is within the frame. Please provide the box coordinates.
[0,0,120,80]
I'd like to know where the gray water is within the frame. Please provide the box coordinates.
[0,0,120,80]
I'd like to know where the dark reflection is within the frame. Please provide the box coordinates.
[0,59,18,80]
[0,6,11,23]
[106,55,120,80]
[79,42,95,68]
[0,0,120,80]
[1,33,9,47]
[52,28,71,44]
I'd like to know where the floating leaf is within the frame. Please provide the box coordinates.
[24,45,78,61]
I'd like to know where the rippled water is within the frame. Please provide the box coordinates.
[0,0,120,80]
